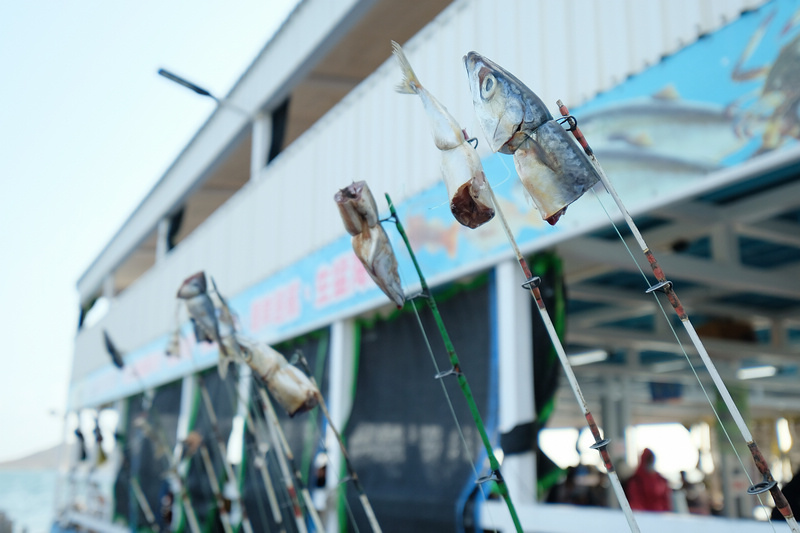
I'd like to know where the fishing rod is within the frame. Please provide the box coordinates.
[384,193,524,533]
[103,330,203,533]
[254,386,310,533]
[206,278,325,531]
[194,374,250,533]
[137,410,203,533]
[289,353,382,533]
[177,275,324,531]
[556,99,799,531]
[254,380,325,533]
[169,319,287,532]
[482,183,641,533]
[198,444,234,533]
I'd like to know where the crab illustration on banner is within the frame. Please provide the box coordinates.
[463,52,600,225]
[334,181,405,308]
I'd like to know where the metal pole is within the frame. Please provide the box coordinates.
[482,186,640,533]
[386,194,524,533]
[556,98,799,532]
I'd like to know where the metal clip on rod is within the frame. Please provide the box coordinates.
[589,438,611,451]
[747,477,778,495]
[521,277,541,290]
[645,280,673,294]
[434,367,463,379]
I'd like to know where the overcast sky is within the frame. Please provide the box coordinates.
[0,1,298,462]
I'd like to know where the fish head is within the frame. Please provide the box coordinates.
[177,271,207,299]
[463,52,552,154]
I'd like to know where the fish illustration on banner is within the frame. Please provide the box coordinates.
[576,0,800,169]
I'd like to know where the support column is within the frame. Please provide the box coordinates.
[325,319,357,532]
[156,218,169,263]
[250,113,272,181]
[602,376,629,508]
[102,274,115,301]
[172,373,197,527]
[495,259,537,504]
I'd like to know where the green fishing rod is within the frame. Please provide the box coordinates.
[384,193,524,533]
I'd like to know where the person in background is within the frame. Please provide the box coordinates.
[773,468,800,521]
[681,470,710,515]
[624,448,672,511]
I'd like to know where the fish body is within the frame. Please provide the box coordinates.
[514,121,601,224]
[237,338,319,416]
[335,182,405,308]
[352,223,405,308]
[463,51,552,154]
[177,272,232,377]
[464,52,598,224]
[393,41,494,228]
[266,363,319,417]
[334,181,379,236]
[578,100,744,164]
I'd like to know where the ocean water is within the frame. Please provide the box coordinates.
[0,470,57,533]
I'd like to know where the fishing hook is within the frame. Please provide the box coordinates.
[406,289,430,300]
[645,280,673,294]
[521,276,541,290]
[748,477,778,495]
[557,114,578,131]
[476,470,502,485]
[434,366,463,379]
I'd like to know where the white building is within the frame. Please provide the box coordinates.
[61,0,800,531]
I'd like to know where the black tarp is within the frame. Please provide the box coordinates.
[183,366,238,532]
[342,278,492,532]
[113,380,182,530]
[528,252,565,496]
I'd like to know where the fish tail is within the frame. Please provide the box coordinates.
[391,40,421,95]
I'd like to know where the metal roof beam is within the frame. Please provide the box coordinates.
[562,237,800,299]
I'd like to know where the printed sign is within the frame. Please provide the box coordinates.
[69,0,800,408]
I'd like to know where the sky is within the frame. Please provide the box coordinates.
[0,1,299,462]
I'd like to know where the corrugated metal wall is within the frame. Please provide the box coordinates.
[72,0,765,388]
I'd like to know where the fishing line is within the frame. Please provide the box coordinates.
[385,194,524,533]
[409,301,500,533]
[556,98,797,531]
[173,331,272,532]
[173,320,292,531]
[592,189,777,528]
[481,182,640,531]
[380,207,499,531]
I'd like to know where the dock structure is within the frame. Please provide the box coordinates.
[62,0,800,531]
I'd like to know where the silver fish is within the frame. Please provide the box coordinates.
[236,337,319,416]
[334,181,379,236]
[335,181,405,308]
[353,223,405,308]
[463,52,599,224]
[514,121,601,224]
[463,51,552,154]
[393,41,494,229]
[176,271,233,378]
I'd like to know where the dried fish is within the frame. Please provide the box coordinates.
[464,52,599,224]
[393,41,494,228]
[335,181,379,236]
[335,182,405,308]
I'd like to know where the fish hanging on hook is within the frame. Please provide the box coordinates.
[176,271,236,378]
[464,52,600,225]
[335,181,405,308]
[392,41,494,229]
